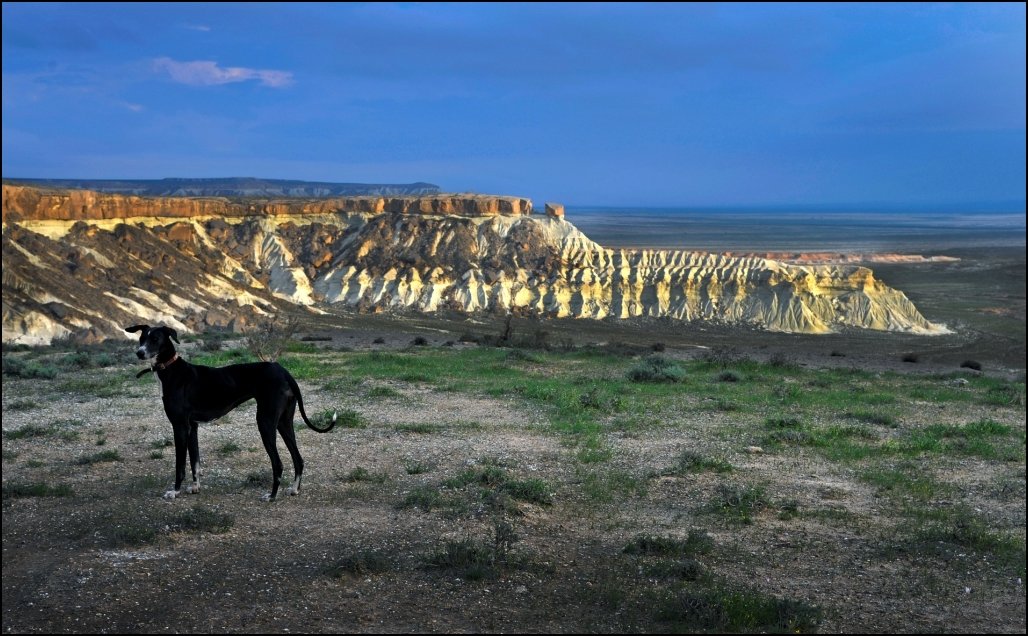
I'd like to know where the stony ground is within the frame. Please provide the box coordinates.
[2,330,1025,633]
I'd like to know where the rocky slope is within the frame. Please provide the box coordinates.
[1,185,945,343]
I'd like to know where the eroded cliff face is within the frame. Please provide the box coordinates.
[1,185,945,343]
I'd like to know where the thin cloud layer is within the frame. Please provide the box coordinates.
[153,57,292,88]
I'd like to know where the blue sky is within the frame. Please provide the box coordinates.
[2,2,1025,208]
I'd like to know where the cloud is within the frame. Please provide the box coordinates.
[152,57,292,88]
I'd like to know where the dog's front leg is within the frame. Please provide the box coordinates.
[164,422,190,500]
[186,421,201,494]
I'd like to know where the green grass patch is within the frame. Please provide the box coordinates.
[2,481,74,498]
[216,441,242,456]
[5,398,40,411]
[394,423,443,434]
[75,449,122,465]
[342,466,388,483]
[367,386,403,398]
[167,505,234,534]
[4,419,83,441]
[658,583,821,633]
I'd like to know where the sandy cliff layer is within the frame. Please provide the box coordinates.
[1,186,944,343]
[1,185,532,223]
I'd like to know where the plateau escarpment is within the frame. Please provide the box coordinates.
[1,185,944,343]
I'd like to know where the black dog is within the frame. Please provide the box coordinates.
[127,324,335,501]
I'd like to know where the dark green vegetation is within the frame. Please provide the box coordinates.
[2,335,1024,633]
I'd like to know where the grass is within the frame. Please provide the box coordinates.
[3,419,84,441]
[75,449,122,465]
[667,450,733,475]
[657,584,822,633]
[623,530,714,557]
[342,467,388,483]
[2,481,75,498]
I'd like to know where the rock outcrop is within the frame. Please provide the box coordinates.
[1,185,945,343]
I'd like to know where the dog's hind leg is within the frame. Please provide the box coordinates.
[257,407,285,502]
[278,399,305,496]
[186,421,201,494]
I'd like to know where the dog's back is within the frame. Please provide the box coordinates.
[166,361,296,423]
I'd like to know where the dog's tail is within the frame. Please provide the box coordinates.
[286,372,336,433]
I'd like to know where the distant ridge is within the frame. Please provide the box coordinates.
[1,177,441,198]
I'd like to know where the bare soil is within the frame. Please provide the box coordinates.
[2,325,1025,634]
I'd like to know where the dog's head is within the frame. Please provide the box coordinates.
[125,324,179,360]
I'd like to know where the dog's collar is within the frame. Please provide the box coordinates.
[136,353,180,378]
[154,353,179,371]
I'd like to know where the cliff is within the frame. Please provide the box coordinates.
[0,185,532,224]
[1,177,441,198]
[1,185,945,343]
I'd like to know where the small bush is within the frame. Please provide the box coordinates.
[707,484,770,524]
[245,315,301,362]
[716,370,742,383]
[627,355,685,383]
[902,353,920,363]
[324,550,391,577]
[960,360,982,371]
[624,530,713,557]
[424,538,496,581]
[768,352,796,368]
[372,336,386,344]
[410,336,429,346]
[702,347,742,367]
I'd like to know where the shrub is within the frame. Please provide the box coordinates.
[410,336,429,346]
[960,360,982,371]
[324,550,390,577]
[627,355,685,383]
[902,353,920,363]
[244,315,301,362]
[372,336,386,344]
[716,370,742,383]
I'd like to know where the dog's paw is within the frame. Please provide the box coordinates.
[286,485,299,496]
[163,489,180,500]
[187,482,200,494]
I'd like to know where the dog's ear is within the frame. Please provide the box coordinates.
[164,327,180,344]
[125,324,150,334]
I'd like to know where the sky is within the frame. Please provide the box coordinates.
[2,2,1025,208]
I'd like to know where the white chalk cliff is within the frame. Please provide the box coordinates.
[1,185,945,343]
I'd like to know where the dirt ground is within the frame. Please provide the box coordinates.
[2,323,1025,634]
